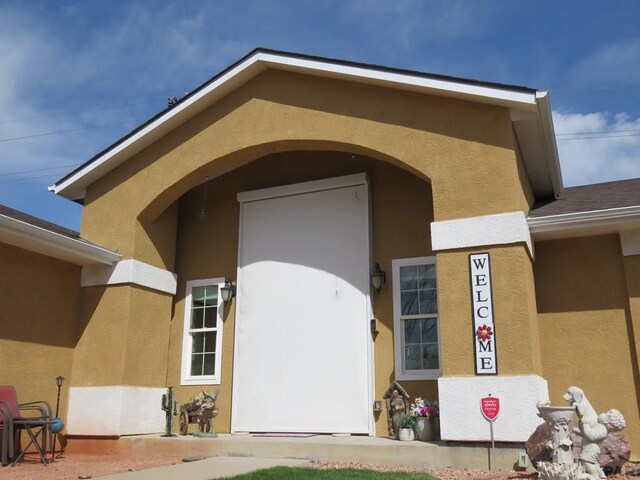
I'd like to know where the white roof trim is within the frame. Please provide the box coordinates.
[50,50,545,201]
[0,213,121,266]
[81,259,177,294]
[237,172,368,203]
[259,53,538,107]
[528,205,640,237]
[535,92,564,198]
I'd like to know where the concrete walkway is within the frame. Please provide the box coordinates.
[99,456,308,480]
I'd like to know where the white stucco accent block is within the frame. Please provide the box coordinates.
[431,212,533,257]
[81,259,177,294]
[438,375,548,442]
[621,229,640,257]
[67,386,165,436]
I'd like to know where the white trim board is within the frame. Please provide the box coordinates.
[237,173,368,204]
[81,259,178,294]
[621,229,640,257]
[431,212,533,257]
[528,205,640,241]
[0,212,121,266]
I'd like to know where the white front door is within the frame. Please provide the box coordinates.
[232,174,373,434]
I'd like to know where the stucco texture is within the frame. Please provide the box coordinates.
[79,68,530,269]
[437,244,541,376]
[72,285,173,388]
[76,67,538,436]
[166,151,437,436]
[0,241,81,420]
[534,235,640,451]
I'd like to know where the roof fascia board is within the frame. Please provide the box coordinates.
[258,52,538,108]
[535,92,564,197]
[50,50,540,201]
[0,213,122,265]
[528,205,640,235]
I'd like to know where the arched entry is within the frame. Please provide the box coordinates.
[232,173,373,434]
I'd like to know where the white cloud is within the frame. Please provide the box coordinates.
[570,39,640,86]
[342,0,491,50]
[553,111,640,186]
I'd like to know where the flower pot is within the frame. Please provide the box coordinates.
[398,427,415,441]
[415,417,439,441]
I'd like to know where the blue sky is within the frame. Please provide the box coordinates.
[1,1,640,230]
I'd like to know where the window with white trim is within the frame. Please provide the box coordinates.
[181,278,224,385]
[392,257,441,380]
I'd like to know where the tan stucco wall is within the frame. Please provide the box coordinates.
[74,66,543,437]
[80,68,530,268]
[623,254,640,398]
[0,242,81,419]
[72,285,172,387]
[534,235,640,450]
[166,151,437,436]
[438,244,541,376]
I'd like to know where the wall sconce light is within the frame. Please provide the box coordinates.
[371,263,386,294]
[220,278,236,304]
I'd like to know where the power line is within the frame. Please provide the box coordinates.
[0,101,158,124]
[0,163,81,178]
[0,120,138,143]
[0,172,65,184]
[552,83,640,94]
[556,128,640,137]
[557,132,640,141]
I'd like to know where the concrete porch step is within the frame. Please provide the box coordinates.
[67,434,527,472]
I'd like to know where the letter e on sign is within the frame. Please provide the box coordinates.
[480,397,500,422]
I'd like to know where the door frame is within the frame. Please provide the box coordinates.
[230,173,375,435]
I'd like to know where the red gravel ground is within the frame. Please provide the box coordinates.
[0,452,183,479]
[1,454,638,480]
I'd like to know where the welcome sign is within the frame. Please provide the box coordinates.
[469,253,497,375]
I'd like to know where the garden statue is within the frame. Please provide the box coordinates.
[531,386,626,480]
[179,390,219,435]
[564,386,626,480]
[382,381,410,438]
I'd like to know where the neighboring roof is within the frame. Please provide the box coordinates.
[529,178,640,217]
[0,204,121,266]
[528,178,640,239]
[50,48,563,202]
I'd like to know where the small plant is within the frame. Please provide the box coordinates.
[394,412,417,430]
[410,397,439,418]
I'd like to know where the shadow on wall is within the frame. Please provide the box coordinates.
[0,242,81,348]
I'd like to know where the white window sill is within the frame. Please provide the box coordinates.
[396,371,442,381]
[180,377,221,386]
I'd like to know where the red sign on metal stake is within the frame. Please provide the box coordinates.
[481,396,500,422]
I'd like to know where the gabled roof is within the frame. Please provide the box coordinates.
[0,204,121,265]
[528,178,640,239]
[50,48,563,201]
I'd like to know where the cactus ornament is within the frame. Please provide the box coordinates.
[161,387,179,437]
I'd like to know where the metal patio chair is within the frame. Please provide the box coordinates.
[0,400,13,466]
[0,386,54,466]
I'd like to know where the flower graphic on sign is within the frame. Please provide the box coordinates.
[476,324,493,341]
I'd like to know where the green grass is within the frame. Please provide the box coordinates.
[218,466,437,479]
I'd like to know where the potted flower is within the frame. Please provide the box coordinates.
[410,397,440,442]
[393,412,417,441]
